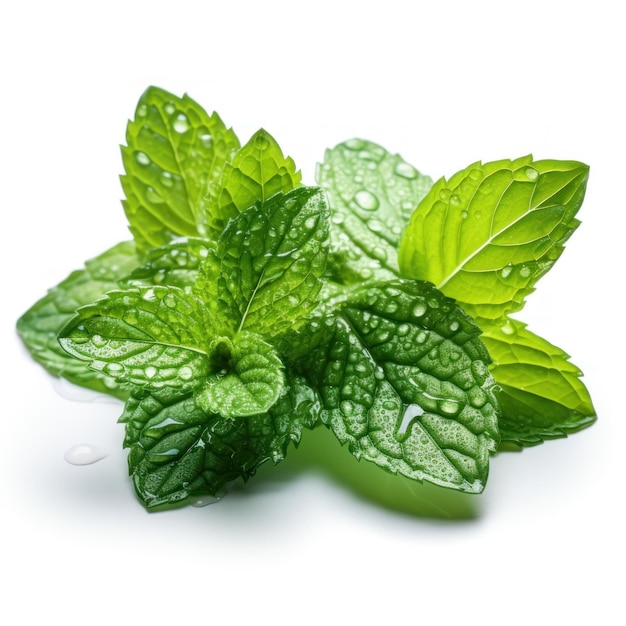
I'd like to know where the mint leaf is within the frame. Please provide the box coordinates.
[121,375,321,508]
[303,280,500,493]
[58,286,209,391]
[316,139,432,284]
[480,318,596,446]
[398,156,588,321]
[17,241,139,397]
[195,332,285,417]
[121,86,239,252]
[206,129,301,238]
[198,187,330,346]
[121,237,213,290]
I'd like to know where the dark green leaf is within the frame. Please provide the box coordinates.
[195,333,285,418]
[304,280,500,493]
[58,286,210,391]
[120,375,321,508]
[197,186,330,346]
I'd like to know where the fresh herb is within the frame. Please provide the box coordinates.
[17,87,596,509]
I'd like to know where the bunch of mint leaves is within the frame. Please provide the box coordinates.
[17,86,596,509]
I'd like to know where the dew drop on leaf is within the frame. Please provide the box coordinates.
[135,151,150,166]
[412,302,427,318]
[354,190,380,211]
[344,138,366,151]
[394,161,418,179]
[396,404,425,439]
[145,186,164,204]
[173,113,190,133]
[160,171,174,187]
[500,264,513,278]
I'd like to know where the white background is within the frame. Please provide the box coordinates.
[1,1,623,624]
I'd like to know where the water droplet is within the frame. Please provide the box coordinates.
[439,399,461,417]
[468,168,482,182]
[449,320,460,332]
[91,334,107,348]
[341,400,355,416]
[344,138,365,151]
[136,104,148,118]
[163,293,177,308]
[525,167,538,181]
[254,132,270,150]
[354,190,379,211]
[191,495,223,507]
[164,102,175,115]
[64,444,109,466]
[135,151,150,166]
[468,387,487,408]
[396,404,425,438]
[500,264,513,278]
[160,171,174,187]
[500,320,516,335]
[394,161,418,179]
[145,366,158,379]
[104,363,123,376]
[145,186,164,204]
[412,302,427,318]
[519,265,531,278]
[439,189,452,202]
[173,113,190,133]
[199,133,213,148]
[305,216,317,230]
[368,219,384,233]
[416,331,428,344]
[450,194,462,207]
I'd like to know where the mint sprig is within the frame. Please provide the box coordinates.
[16,86,596,510]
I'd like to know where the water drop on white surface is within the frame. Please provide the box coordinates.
[64,444,109,466]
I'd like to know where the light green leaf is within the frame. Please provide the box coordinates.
[304,280,500,493]
[198,187,329,344]
[58,286,209,391]
[195,333,285,418]
[16,241,139,397]
[398,156,589,320]
[205,129,301,238]
[121,237,213,290]
[316,139,432,284]
[121,86,239,252]
[480,318,596,446]
[120,375,321,508]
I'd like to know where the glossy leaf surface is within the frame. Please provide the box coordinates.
[121,86,239,252]
[17,241,139,397]
[317,139,432,284]
[304,280,500,493]
[206,129,301,238]
[480,318,596,446]
[399,156,589,320]
[121,375,320,508]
